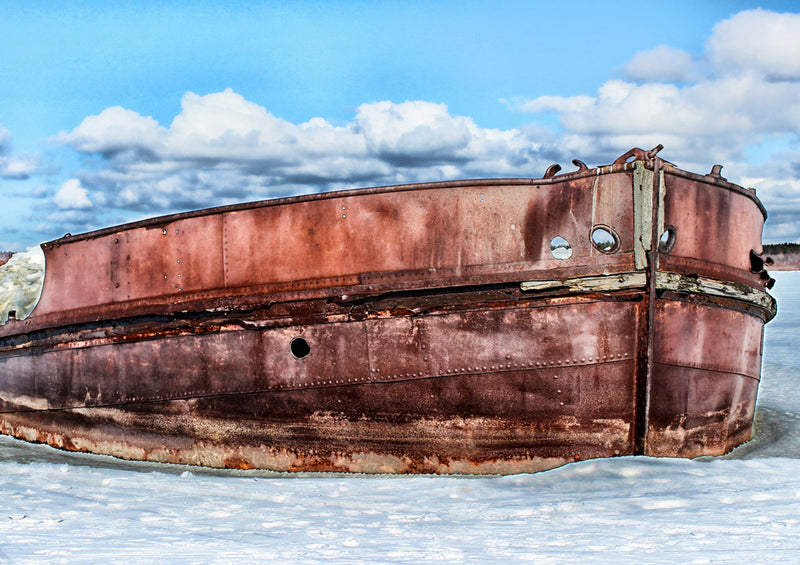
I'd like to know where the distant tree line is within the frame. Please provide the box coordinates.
[764,243,800,254]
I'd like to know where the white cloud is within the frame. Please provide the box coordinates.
[707,9,800,80]
[355,100,473,161]
[0,154,40,180]
[165,90,302,162]
[520,72,800,164]
[0,124,40,179]
[521,95,595,115]
[522,10,800,143]
[517,11,800,164]
[55,90,547,214]
[54,179,93,210]
[621,45,698,84]
[55,106,165,156]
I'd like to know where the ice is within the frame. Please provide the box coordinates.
[0,272,799,564]
[0,246,45,324]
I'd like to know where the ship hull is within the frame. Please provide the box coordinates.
[0,148,776,473]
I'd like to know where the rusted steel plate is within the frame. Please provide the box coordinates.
[652,299,765,379]
[646,365,758,458]
[35,215,226,315]
[0,368,639,473]
[0,294,643,472]
[646,297,765,457]
[1,367,637,474]
[365,300,637,382]
[0,297,639,409]
[659,172,766,287]
[33,174,636,324]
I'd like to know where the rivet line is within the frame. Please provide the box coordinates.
[112,352,633,403]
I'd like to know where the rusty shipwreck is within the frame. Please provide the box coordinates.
[0,146,776,474]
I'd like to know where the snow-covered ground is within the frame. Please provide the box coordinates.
[1,272,799,564]
[0,247,44,324]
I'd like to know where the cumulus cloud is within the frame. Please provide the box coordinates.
[55,106,165,157]
[55,89,547,215]
[54,179,93,210]
[0,124,40,180]
[707,9,800,80]
[519,71,800,168]
[521,10,800,149]
[622,45,698,84]
[356,100,473,164]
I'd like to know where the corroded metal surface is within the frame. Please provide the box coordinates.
[659,171,767,285]
[646,296,766,456]
[0,147,776,473]
[0,292,643,472]
[28,169,640,327]
[0,296,642,473]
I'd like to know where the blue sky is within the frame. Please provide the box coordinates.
[2,1,800,250]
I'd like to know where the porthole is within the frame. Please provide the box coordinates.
[290,337,311,359]
[590,226,620,253]
[658,226,677,254]
[550,236,573,260]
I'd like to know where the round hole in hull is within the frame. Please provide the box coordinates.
[590,226,620,253]
[290,337,311,359]
[658,226,677,254]
[550,236,573,260]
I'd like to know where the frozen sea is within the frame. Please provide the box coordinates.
[1,273,799,564]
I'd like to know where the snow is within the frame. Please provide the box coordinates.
[1,272,799,564]
[0,247,44,324]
